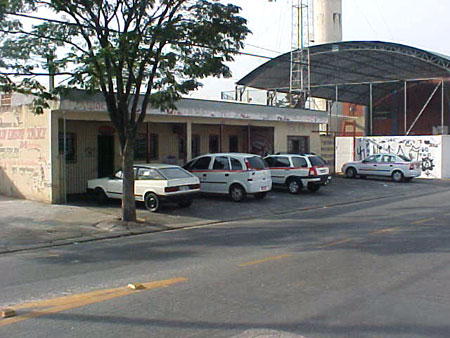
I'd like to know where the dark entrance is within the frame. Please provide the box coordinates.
[98,135,115,178]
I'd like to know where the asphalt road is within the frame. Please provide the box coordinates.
[1,178,450,338]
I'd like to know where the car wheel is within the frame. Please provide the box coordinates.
[95,188,108,204]
[178,200,192,208]
[287,178,301,194]
[144,192,160,212]
[392,170,404,182]
[345,167,356,178]
[307,184,320,192]
[254,192,267,200]
[229,184,246,202]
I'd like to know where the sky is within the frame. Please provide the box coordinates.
[188,0,450,100]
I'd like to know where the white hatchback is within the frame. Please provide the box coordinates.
[342,154,421,182]
[87,164,200,212]
[183,153,272,202]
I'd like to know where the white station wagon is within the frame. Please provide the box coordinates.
[264,153,331,194]
[342,154,421,182]
[87,164,200,212]
[183,153,272,202]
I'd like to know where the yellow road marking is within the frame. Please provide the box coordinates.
[411,217,435,225]
[368,227,398,235]
[238,254,292,267]
[0,277,187,328]
[317,238,351,249]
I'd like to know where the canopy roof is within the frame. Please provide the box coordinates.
[237,41,450,105]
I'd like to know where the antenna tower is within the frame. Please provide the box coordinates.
[290,0,313,108]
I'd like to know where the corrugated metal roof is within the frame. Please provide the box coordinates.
[237,41,450,105]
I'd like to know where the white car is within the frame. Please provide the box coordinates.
[264,153,331,194]
[342,154,421,182]
[87,164,200,212]
[183,153,272,202]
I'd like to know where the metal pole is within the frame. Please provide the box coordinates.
[335,85,338,135]
[63,116,67,204]
[441,79,445,134]
[404,81,407,135]
[369,83,373,135]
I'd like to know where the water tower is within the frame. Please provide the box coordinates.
[313,0,342,45]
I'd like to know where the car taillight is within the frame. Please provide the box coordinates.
[309,167,318,176]
[189,184,200,189]
[165,186,179,193]
[244,159,252,171]
[409,163,415,170]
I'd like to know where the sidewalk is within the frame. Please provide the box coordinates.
[0,195,196,254]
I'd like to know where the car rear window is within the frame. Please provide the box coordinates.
[398,155,412,162]
[309,156,326,166]
[245,156,267,169]
[159,167,192,179]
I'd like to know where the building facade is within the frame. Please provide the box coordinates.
[0,90,328,203]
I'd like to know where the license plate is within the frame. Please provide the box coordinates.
[179,186,189,191]
[260,186,268,191]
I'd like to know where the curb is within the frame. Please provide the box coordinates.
[0,185,446,255]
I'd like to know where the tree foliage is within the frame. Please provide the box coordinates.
[0,0,249,220]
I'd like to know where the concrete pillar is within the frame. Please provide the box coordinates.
[186,121,192,161]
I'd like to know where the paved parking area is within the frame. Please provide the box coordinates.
[70,176,450,228]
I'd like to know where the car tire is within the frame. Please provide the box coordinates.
[229,184,246,202]
[254,192,267,200]
[144,192,160,212]
[95,188,108,204]
[178,200,192,208]
[345,167,357,178]
[392,170,404,182]
[307,183,320,192]
[287,178,301,194]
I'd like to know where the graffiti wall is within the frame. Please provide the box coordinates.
[355,136,443,179]
[0,104,52,202]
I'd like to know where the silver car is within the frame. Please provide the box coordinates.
[342,154,421,182]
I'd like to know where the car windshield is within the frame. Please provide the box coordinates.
[398,155,412,162]
[159,167,193,179]
[245,156,267,169]
[309,156,326,166]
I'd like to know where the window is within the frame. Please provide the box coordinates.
[288,136,309,154]
[159,167,192,179]
[245,156,267,169]
[230,158,243,170]
[134,133,158,161]
[209,135,219,153]
[191,156,212,170]
[213,156,230,170]
[292,157,308,168]
[59,132,76,162]
[398,155,411,162]
[272,156,290,168]
[192,134,201,158]
[149,134,159,160]
[229,135,238,152]
[114,170,123,179]
[137,168,164,180]
[309,156,326,166]
[1,93,11,107]
[364,155,381,163]
[134,133,147,161]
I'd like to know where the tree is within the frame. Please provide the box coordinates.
[0,0,249,221]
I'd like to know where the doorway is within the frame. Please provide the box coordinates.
[98,135,115,178]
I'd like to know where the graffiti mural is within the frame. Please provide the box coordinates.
[355,136,441,178]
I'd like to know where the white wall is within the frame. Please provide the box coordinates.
[441,135,450,179]
[335,136,354,173]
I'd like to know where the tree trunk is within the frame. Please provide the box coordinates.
[121,134,136,222]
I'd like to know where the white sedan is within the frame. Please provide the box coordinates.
[87,164,200,212]
[342,154,421,182]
